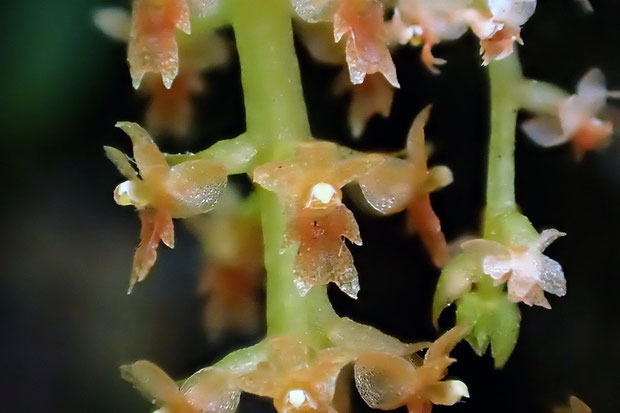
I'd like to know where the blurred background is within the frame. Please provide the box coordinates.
[0,0,618,412]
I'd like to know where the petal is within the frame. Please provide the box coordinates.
[358,157,414,215]
[104,146,138,180]
[130,209,174,292]
[432,252,483,327]
[120,361,186,408]
[461,238,508,258]
[538,255,566,297]
[407,195,448,268]
[181,367,241,413]
[537,228,566,251]
[426,165,453,193]
[168,160,227,218]
[425,325,468,363]
[94,7,131,42]
[576,68,607,115]
[344,73,395,138]
[427,380,469,406]
[481,254,513,281]
[521,116,569,147]
[328,317,429,356]
[488,0,536,26]
[354,352,416,410]
[116,122,170,183]
[253,162,302,199]
[333,153,385,188]
[406,105,432,167]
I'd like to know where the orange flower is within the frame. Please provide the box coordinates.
[253,141,383,298]
[293,0,398,87]
[522,68,616,159]
[106,122,227,291]
[295,22,395,137]
[354,325,469,413]
[121,360,240,413]
[191,190,264,339]
[357,106,453,267]
[239,336,355,413]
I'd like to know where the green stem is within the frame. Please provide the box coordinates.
[230,0,336,345]
[484,53,522,225]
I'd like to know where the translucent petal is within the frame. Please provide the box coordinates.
[432,253,483,327]
[94,7,131,42]
[292,0,336,23]
[358,157,413,214]
[328,317,429,356]
[461,238,508,258]
[116,122,170,182]
[168,160,227,218]
[334,153,385,188]
[344,73,394,138]
[425,325,468,363]
[521,116,569,147]
[181,367,241,413]
[426,165,453,193]
[406,105,432,167]
[354,352,415,410]
[576,68,607,115]
[538,255,566,297]
[427,380,469,406]
[481,255,513,281]
[488,0,536,25]
[253,162,303,198]
[537,228,566,251]
[130,209,174,292]
[120,361,184,408]
[104,146,138,180]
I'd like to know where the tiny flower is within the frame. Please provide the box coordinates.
[239,336,354,413]
[461,228,566,308]
[555,396,592,413]
[296,22,395,137]
[96,6,228,138]
[191,189,264,339]
[477,0,537,65]
[253,141,383,298]
[121,360,240,413]
[293,0,399,87]
[357,106,453,267]
[354,325,469,413]
[129,0,192,89]
[106,122,227,291]
[522,68,616,159]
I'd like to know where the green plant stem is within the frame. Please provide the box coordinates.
[484,53,522,222]
[230,0,336,346]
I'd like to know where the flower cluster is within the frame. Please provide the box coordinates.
[122,321,468,413]
[95,5,229,138]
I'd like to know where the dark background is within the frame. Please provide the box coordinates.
[0,0,618,412]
